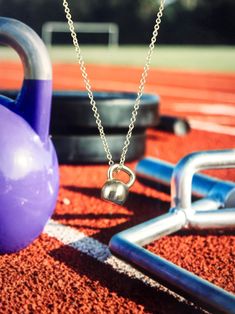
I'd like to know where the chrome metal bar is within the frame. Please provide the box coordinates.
[110,150,235,313]
[187,208,235,229]
[136,157,235,208]
[117,211,186,247]
[110,235,235,314]
[171,149,235,211]
[191,198,222,211]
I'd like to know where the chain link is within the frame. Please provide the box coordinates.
[62,0,165,167]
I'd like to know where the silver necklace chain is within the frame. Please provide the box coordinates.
[62,0,165,167]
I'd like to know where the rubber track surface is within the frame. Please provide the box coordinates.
[0,62,235,314]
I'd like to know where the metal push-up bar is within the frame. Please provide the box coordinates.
[109,149,235,314]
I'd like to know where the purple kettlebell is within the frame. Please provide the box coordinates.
[0,17,59,254]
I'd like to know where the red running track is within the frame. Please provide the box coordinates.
[0,61,235,314]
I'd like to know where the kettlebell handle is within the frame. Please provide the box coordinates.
[108,164,136,188]
[0,17,52,143]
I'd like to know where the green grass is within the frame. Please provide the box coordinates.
[0,45,235,72]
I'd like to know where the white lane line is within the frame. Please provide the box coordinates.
[44,219,188,304]
[44,219,158,285]
[170,103,235,116]
[190,120,235,136]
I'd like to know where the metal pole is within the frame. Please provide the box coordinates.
[136,156,235,208]
[110,150,235,313]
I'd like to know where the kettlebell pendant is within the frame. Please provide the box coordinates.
[101,164,136,205]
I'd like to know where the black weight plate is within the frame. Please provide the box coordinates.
[52,132,146,164]
[0,90,191,137]
[0,89,159,129]
[156,115,191,136]
[51,91,159,129]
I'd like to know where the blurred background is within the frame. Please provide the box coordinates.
[1,0,235,44]
[0,0,235,71]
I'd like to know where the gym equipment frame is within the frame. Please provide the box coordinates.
[109,149,235,314]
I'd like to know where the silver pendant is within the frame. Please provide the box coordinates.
[101,164,136,205]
